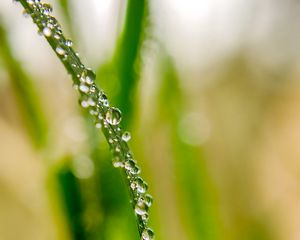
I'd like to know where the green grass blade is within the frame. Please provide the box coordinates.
[16,1,155,238]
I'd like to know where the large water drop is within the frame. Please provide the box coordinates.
[105,107,122,125]
[141,228,154,240]
[122,131,131,142]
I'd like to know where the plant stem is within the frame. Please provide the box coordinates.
[17,0,154,239]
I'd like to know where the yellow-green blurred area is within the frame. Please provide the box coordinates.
[1,0,300,239]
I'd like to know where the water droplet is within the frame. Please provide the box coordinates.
[42,3,52,15]
[85,69,95,84]
[42,27,51,37]
[125,159,136,171]
[80,100,89,108]
[141,213,149,223]
[122,131,131,142]
[65,39,73,47]
[79,84,89,93]
[95,123,102,129]
[56,46,65,55]
[143,194,153,207]
[112,156,124,168]
[141,228,154,240]
[27,0,34,5]
[135,177,148,194]
[105,107,122,125]
[135,199,148,216]
[87,98,96,106]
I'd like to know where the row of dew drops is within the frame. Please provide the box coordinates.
[17,0,154,239]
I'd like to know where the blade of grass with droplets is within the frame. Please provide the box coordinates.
[93,1,149,238]
[157,55,222,240]
[16,1,154,238]
[0,22,48,148]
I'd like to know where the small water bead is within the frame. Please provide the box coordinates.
[79,84,89,93]
[125,159,136,171]
[135,199,149,216]
[65,39,73,47]
[95,123,102,129]
[131,165,141,175]
[87,98,96,106]
[54,33,60,40]
[122,131,131,142]
[89,109,98,116]
[105,107,122,125]
[141,213,149,223]
[42,3,53,15]
[141,228,154,240]
[85,69,96,84]
[27,0,34,5]
[56,46,65,55]
[143,194,153,207]
[42,27,51,37]
[135,177,148,194]
[80,100,89,108]
[112,157,124,168]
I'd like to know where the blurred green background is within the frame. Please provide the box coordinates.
[1,0,300,239]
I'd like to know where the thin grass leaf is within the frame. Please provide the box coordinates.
[158,55,222,240]
[16,1,154,238]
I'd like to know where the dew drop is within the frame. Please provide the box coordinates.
[105,107,122,125]
[141,213,149,223]
[56,46,65,55]
[135,199,148,216]
[95,123,102,129]
[65,39,73,47]
[80,100,89,108]
[125,159,136,171]
[85,69,95,85]
[79,84,89,93]
[135,177,148,194]
[122,131,131,142]
[141,228,154,240]
[87,98,96,106]
[112,156,124,168]
[144,194,153,207]
[42,3,53,15]
[42,27,51,37]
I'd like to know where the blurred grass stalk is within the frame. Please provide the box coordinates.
[0,22,48,149]
[157,55,222,240]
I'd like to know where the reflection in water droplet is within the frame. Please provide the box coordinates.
[65,39,73,47]
[43,27,51,37]
[105,107,122,125]
[112,156,124,168]
[135,199,148,216]
[79,84,89,93]
[56,46,65,55]
[141,228,154,240]
[42,3,52,15]
[122,131,131,142]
